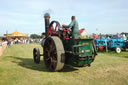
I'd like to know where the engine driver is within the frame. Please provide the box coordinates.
[63,16,80,39]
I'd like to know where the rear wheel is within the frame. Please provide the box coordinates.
[115,46,121,53]
[43,36,65,71]
[92,41,97,62]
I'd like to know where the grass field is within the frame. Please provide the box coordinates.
[0,44,128,85]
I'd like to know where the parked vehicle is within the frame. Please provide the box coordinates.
[108,37,126,53]
[95,38,110,51]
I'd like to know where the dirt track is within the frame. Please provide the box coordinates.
[0,42,7,57]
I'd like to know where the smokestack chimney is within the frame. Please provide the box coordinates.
[44,13,50,38]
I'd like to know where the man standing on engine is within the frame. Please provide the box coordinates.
[63,16,80,39]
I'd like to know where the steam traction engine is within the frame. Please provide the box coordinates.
[33,13,97,71]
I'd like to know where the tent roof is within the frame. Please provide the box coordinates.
[7,32,28,37]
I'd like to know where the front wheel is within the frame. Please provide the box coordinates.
[115,46,121,53]
[33,48,40,64]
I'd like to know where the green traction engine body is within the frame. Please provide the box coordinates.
[33,13,97,71]
[63,38,96,66]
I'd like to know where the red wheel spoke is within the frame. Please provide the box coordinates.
[46,57,51,61]
[48,21,61,36]
[55,24,58,32]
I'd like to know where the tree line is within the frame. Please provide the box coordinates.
[30,32,45,39]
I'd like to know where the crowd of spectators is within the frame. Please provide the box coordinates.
[0,37,42,48]
[11,39,42,44]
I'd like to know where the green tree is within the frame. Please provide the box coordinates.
[30,34,41,39]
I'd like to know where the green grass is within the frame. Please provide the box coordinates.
[0,44,128,85]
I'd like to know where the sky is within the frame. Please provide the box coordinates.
[0,0,128,36]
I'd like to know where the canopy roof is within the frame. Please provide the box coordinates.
[7,32,28,37]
